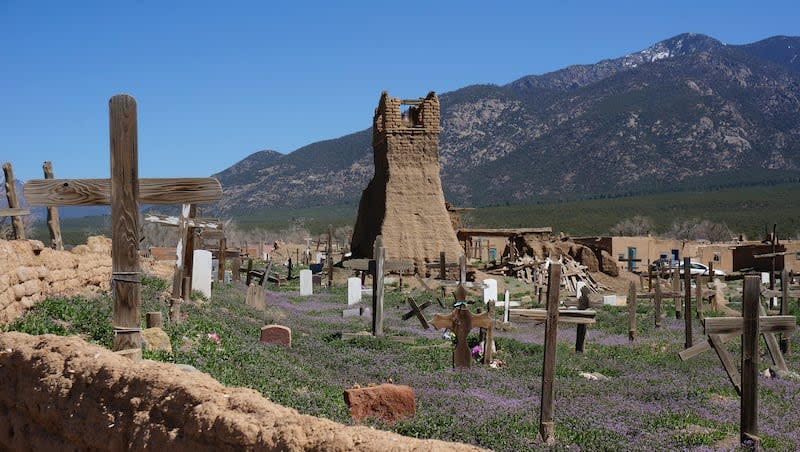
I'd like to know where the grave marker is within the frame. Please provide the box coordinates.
[300,269,313,296]
[192,250,213,298]
[348,277,362,305]
[42,161,64,250]
[2,162,29,239]
[23,95,222,352]
[539,263,561,445]
[483,278,498,303]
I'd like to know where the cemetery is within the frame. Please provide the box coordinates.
[1,93,799,451]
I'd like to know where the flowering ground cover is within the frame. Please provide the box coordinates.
[7,275,800,450]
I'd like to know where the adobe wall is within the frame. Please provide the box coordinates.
[351,92,463,271]
[0,237,112,324]
[0,332,484,452]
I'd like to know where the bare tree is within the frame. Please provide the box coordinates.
[609,215,655,236]
[666,218,734,243]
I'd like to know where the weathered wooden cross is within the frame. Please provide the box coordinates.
[679,274,796,447]
[430,287,493,369]
[23,95,222,353]
[2,162,30,240]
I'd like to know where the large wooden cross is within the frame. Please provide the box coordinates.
[430,299,492,369]
[23,95,222,353]
[2,162,30,240]
[679,275,796,447]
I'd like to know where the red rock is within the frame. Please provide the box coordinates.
[343,384,416,424]
[259,324,291,347]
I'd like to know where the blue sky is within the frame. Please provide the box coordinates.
[1,0,797,182]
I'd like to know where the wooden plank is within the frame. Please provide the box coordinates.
[0,207,30,217]
[781,269,790,354]
[171,204,191,302]
[483,300,495,364]
[758,304,788,372]
[3,162,26,239]
[654,278,662,328]
[679,332,738,361]
[201,229,225,239]
[327,224,333,287]
[217,237,226,283]
[509,308,596,324]
[539,263,561,445]
[708,333,742,396]
[24,177,222,206]
[109,94,142,352]
[703,316,796,335]
[144,212,222,229]
[628,281,637,341]
[741,275,759,445]
[42,161,64,250]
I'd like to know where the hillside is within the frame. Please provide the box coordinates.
[216,34,799,213]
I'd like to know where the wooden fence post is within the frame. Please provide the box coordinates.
[2,162,26,240]
[539,262,561,445]
[42,161,64,250]
[109,94,142,352]
[654,278,662,328]
[327,224,333,287]
[684,257,693,349]
[741,274,760,447]
[628,281,637,341]
[673,268,682,319]
[217,236,226,283]
[780,269,790,354]
[439,251,446,280]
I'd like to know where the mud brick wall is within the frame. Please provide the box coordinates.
[0,332,484,452]
[0,237,112,324]
[351,91,463,272]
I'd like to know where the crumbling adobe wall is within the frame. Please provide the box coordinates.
[351,92,463,271]
[0,332,484,452]
[0,237,112,324]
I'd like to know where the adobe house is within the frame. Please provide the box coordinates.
[573,236,685,272]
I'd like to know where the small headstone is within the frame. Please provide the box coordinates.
[211,259,219,282]
[224,270,232,284]
[483,278,498,303]
[316,252,324,263]
[603,295,617,306]
[575,281,586,298]
[192,249,213,298]
[312,275,322,287]
[260,324,291,347]
[342,307,361,318]
[348,277,362,305]
[299,269,313,296]
[761,272,770,284]
[246,284,266,310]
[141,327,172,353]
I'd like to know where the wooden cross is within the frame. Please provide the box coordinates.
[430,300,492,369]
[144,207,222,299]
[23,95,222,353]
[41,161,64,250]
[679,274,796,447]
[402,297,431,329]
[2,162,29,240]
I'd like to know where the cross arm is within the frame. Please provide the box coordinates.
[144,213,222,229]
[703,315,797,335]
[0,207,30,217]
[24,178,222,206]
[430,312,456,330]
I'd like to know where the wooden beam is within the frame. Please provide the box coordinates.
[703,316,796,335]
[2,162,26,239]
[628,281,637,341]
[42,161,64,250]
[539,263,561,446]
[24,177,222,206]
[708,333,742,396]
[741,275,759,445]
[372,235,384,336]
[0,207,30,217]
[109,94,142,352]
[144,212,222,229]
[509,308,596,324]
[684,257,693,348]
[679,332,738,361]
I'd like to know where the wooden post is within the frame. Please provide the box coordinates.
[769,224,777,309]
[2,162,26,240]
[109,94,142,352]
[780,269,790,354]
[146,312,163,328]
[287,257,293,280]
[183,210,198,289]
[576,286,590,352]
[684,257,693,349]
[232,255,241,282]
[459,254,466,284]
[217,237,226,283]
[628,281,637,342]
[696,275,706,319]
[741,274,760,447]
[654,277,662,328]
[372,235,384,336]
[327,224,333,287]
[647,261,653,292]
[539,262,561,446]
[439,251,446,280]
[483,300,495,364]
[674,268,682,319]
[42,161,63,250]
[503,289,511,323]
[245,258,254,286]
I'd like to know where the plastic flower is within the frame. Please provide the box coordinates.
[207,332,221,343]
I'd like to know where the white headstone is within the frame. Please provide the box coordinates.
[300,269,313,296]
[192,250,213,298]
[347,277,362,305]
[761,272,770,284]
[316,252,324,264]
[603,295,617,306]
[483,278,498,303]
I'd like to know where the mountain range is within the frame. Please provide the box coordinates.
[211,33,800,214]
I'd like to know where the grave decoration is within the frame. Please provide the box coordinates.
[430,285,492,369]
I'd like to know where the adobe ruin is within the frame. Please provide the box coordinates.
[350,91,462,271]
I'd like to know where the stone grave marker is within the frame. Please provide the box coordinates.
[260,324,291,347]
[348,277,362,305]
[192,250,212,298]
[300,269,313,296]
